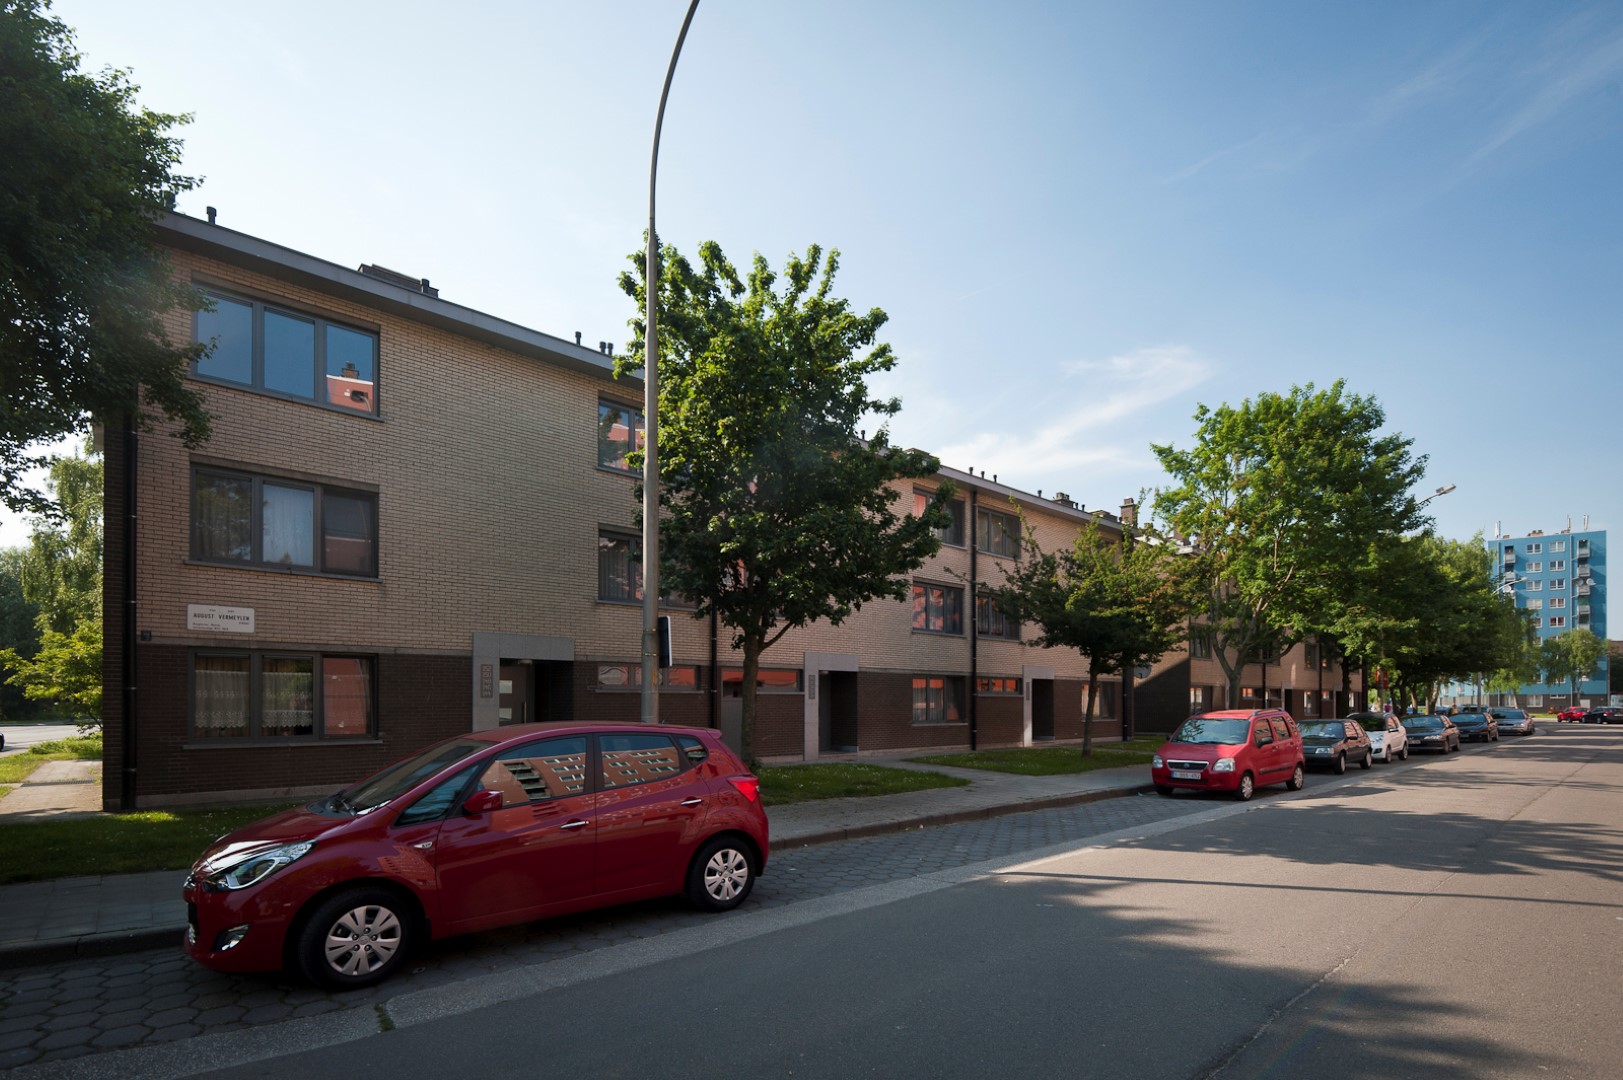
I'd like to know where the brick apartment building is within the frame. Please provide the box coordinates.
[100,212,1362,809]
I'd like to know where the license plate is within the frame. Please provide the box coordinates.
[1171,770,1202,780]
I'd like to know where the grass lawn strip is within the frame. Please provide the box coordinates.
[909,738,1162,776]
[0,735,103,787]
[756,762,968,806]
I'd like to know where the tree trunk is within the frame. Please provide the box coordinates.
[740,638,763,768]
[1082,670,1099,757]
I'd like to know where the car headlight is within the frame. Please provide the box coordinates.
[200,841,314,892]
[1152,755,1163,768]
[1212,758,1235,773]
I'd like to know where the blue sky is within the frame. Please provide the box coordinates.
[6,0,1620,548]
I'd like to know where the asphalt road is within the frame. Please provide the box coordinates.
[9,726,1619,1079]
[0,722,83,755]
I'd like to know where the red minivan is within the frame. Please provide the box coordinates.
[1151,709,1306,801]
[183,723,769,987]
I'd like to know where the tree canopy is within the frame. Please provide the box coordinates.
[617,239,949,762]
[991,517,1198,754]
[0,442,102,719]
[1,0,211,515]
[1150,381,1426,706]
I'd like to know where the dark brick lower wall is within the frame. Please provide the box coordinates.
[117,646,472,807]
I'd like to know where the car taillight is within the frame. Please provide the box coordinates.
[727,776,761,803]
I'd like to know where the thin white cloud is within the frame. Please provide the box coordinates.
[1464,18,1623,168]
[933,345,1213,482]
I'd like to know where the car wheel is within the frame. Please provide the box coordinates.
[1234,772,1256,801]
[1332,753,1347,775]
[686,836,758,913]
[1360,749,1373,770]
[1400,744,1409,761]
[1154,784,1174,796]
[295,888,411,989]
[1285,764,1305,791]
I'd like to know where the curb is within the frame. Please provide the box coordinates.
[775,782,1153,848]
[0,926,182,971]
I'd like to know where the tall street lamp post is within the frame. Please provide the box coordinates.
[641,0,701,725]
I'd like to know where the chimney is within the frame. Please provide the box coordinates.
[1120,497,1137,526]
[206,206,218,225]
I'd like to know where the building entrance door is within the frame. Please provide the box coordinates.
[499,663,534,726]
[1031,679,1055,741]
[819,671,859,752]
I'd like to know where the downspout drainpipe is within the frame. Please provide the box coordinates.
[968,487,978,752]
[709,609,719,731]
[120,423,138,811]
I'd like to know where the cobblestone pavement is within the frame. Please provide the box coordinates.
[0,789,1226,1069]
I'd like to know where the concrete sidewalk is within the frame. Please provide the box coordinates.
[0,753,1150,970]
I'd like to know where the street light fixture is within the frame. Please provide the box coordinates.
[1418,483,1456,508]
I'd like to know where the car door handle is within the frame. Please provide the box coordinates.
[559,819,589,831]
[412,840,434,851]
[680,798,703,807]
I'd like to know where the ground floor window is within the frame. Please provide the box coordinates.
[192,651,375,740]
[721,668,803,697]
[1190,686,1211,713]
[912,676,963,725]
[595,663,700,691]
[976,676,1022,695]
[1088,681,1119,720]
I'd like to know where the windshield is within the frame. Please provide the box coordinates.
[342,737,489,811]
[1491,710,1527,719]
[1347,713,1385,733]
[1403,717,1442,732]
[1171,717,1251,745]
[1300,722,1345,739]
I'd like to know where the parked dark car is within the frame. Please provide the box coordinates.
[183,723,770,987]
[1298,719,1374,774]
[1401,714,1461,752]
[1151,709,1306,801]
[1453,711,1500,742]
[1488,708,1535,736]
[1582,707,1623,725]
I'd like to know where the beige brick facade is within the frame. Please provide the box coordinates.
[104,214,1173,807]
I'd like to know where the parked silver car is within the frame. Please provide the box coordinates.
[1488,708,1535,736]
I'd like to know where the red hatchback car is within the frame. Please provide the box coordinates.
[1151,709,1306,801]
[183,723,769,987]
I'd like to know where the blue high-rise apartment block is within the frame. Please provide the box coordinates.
[1492,526,1609,706]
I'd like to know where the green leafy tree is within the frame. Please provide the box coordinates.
[1375,535,1525,707]
[0,547,42,720]
[1151,382,1425,707]
[1,0,211,516]
[991,518,1198,755]
[617,240,950,763]
[1541,629,1607,706]
[0,443,103,720]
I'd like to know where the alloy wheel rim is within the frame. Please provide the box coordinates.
[324,904,402,976]
[704,848,749,901]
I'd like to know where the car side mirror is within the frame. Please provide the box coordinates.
[462,789,504,815]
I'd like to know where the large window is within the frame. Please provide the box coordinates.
[914,490,965,546]
[598,400,645,472]
[194,290,378,415]
[975,593,1020,640]
[912,676,963,725]
[976,508,1019,558]
[912,582,964,635]
[596,531,691,606]
[192,467,377,577]
[1550,560,1567,572]
[976,676,1022,695]
[192,652,374,740]
[1189,626,1212,659]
